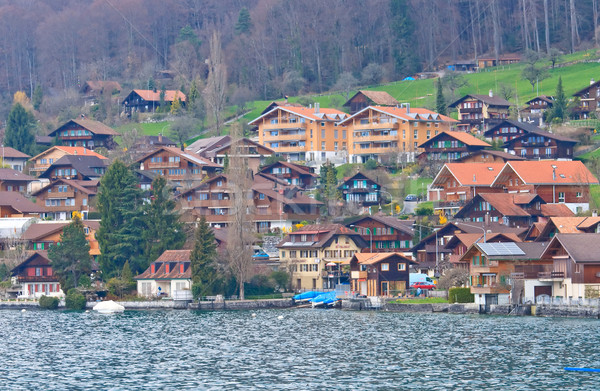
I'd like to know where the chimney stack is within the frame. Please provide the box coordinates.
[315,102,320,113]
[158,133,163,143]
[489,89,493,97]
[591,78,596,86]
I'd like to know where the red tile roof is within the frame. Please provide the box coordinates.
[495,161,598,186]
[433,163,505,187]
[132,89,187,102]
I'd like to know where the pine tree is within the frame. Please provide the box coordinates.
[191,217,219,298]
[48,216,91,291]
[235,7,253,35]
[5,103,36,155]
[436,78,446,115]
[551,76,567,122]
[32,85,43,111]
[141,176,185,267]
[159,85,166,111]
[188,79,199,105]
[97,160,145,278]
[148,77,156,92]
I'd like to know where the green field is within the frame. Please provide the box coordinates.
[590,185,600,210]
[241,49,600,121]
[116,121,171,136]
[391,297,448,304]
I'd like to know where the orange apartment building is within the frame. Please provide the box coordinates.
[29,146,107,177]
[337,105,457,163]
[249,103,349,165]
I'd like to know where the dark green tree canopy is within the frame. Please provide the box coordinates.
[191,217,220,298]
[97,160,145,278]
[48,216,91,291]
[436,78,446,115]
[4,103,36,155]
[235,7,253,35]
[142,176,185,267]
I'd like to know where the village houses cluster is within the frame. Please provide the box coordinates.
[4,77,600,307]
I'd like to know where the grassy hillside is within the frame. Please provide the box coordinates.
[242,49,600,122]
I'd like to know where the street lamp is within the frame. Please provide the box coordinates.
[457,222,487,243]
[380,190,393,215]
[350,225,373,252]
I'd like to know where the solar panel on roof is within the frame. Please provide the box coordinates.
[478,242,524,256]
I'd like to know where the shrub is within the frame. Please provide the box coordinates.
[65,288,86,310]
[448,287,474,303]
[39,295,59,309]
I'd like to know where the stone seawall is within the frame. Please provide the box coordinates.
[535,304,600,318]
[0,301,42,310]
[342,300,479,314]
[189,298,293,310]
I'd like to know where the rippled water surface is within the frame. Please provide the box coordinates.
[1,309,599,390]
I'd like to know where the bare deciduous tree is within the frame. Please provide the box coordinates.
[203,31,227,136]
[226,123,254,300]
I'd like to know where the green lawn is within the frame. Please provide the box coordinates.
[391,297,448,304]
[590,185,600,210]
[116,121,171,136]
[405,177,432,198]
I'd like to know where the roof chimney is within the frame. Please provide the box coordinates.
[489,89,493,97]
[591,78,596,85]
[315,103,320,113]
[473,174,476,182]
[158,133,163,143]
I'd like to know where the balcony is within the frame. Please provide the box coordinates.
[17,275,58,283]
[351,271,367,279]
[262,122,307,131]
[43,205,80,212]
[537,271,565,280]
[263,133,307,142]
[353,146,397,154]
[272,146,307,153]
[471,262,499,274]
[351,122,399,131]
[147,162,181,169]
[353,134,398,142]
[46,191,75,199]
[186,199,231,208]
[433,200,466,209]
[471,284,509,294]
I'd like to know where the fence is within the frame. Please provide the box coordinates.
[535,295,600,307]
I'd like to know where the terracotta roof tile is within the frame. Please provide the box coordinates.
[132,89,187,102]
[498,161,598,185]
[435,163,505,187]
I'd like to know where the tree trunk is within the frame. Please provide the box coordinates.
[594,0,599,48]
[544,0,551,53]
[570,0,577,53]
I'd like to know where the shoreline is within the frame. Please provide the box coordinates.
[2,298,599,319]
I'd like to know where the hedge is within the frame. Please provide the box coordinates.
[449,287,474,303]
[65,289,86,310]
[39,295,59,309]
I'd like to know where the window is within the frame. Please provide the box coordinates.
[321,122,325,127]
[321,142,325,151]
[217,180,223,187]
[334,129,338,139]
[558,192,565,203]
[576,192,582,198]
[381,263,389,271]
[321,129,325,139]
[289,250,297,258]
[413,130,418,139]
[575,264,582,273]
[281,251,286,258]
[334,142,338,151]
[342,130,346,139]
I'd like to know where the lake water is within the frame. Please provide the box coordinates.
[0,308,599,390]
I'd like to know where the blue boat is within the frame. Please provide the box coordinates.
[310,291,338,307]
[293,291,322,301]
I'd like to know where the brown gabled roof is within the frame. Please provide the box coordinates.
[540,203,575,217]
[455,150,526,162]
[525,95,554,105]
[543,233,600,263]
[0,146,30,159]
[352,252,416,265]
[0,168,35,182]
[0,192,45,214]
[49,119,119,137]
[278,224,366,249]
[259,161,316,177]
[345,215,414,236]
[29,146,107,162]
[134,250,192,280]
[31,178,96,196]
[11,251,52,274]
[21,222,69,241]
[131,89,187,102]
[449,94,512,108]
[573,79,600,97]
[83,80,122,93]
[419,130,490,148]
[137,146,222,169]
[348,90,400,106]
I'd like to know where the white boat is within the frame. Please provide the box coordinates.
[92,300,125,314]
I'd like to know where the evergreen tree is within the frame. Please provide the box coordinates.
[121,260,133,282]
[550,76,567,122]
[325,165,341,201]
[223,153,229,171]
[97,161,145,278]
[188,79,199,105]
[32,85,43,111]
[159,85,166,110]
[148,77,156,92]
[141,176,185,267]
[48,216,91,291]
[436,78,446,115]
[235,7,253,35]
[191,217,219,298]
[170,96,182,115]
[4,103,36,155]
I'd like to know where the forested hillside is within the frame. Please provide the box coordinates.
[1,0,599,113]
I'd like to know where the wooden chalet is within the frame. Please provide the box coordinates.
[0,146,30,172]
[417,130,490,162]
[11,251,63,299]
[484,119,543,143]
[0,168,36,193]
[80,80,121,105]
[347,253,416,296]
[135,250,192,297]
[454,192,546,227]
[504,130,577,160]
[455,149,526,164]
[29,146,107,177]
[122,89,186,116]
[338,172,382,208]
[258,161,317,189]
[476,55,520,69]
[31,178,98,221]
[462,242,549,306]
[539,233,600,299]
[444,232,522,269]
[532,216,600,242]
[277,224,367,291]
[343,90,400,114]
[572,78,600,119]
[448,92,512,132]
[21,220,100,256]
[38,155,108,181]
[187,135,274,173]
[490,160,598,214]
[345,214,414,253]
[428,163,505,215]
[522,95,553,124]
[0,191,45,218]
[48,118,120,149]
[137,146,222,189]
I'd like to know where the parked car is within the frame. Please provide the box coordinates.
[404,194,418,202]
[410,282,436,290]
